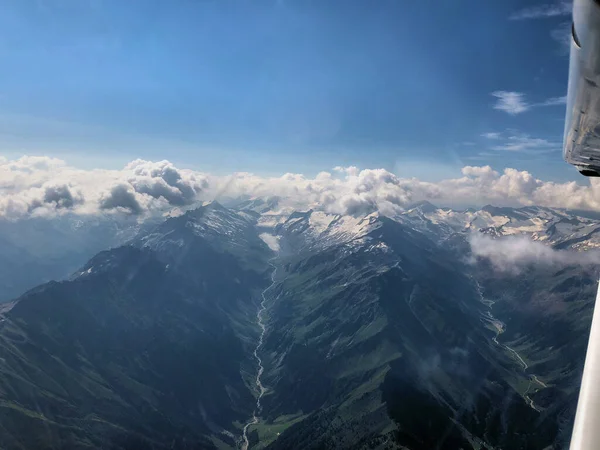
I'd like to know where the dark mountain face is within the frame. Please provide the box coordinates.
[0,202,594,449]
[473,262,599,444]
[258,212,561,450]
[0,204,273,449]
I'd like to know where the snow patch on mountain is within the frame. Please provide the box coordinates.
[136,202,267,262]
[308,211,338,234]
[395,203,600,251]
[257,214,290,229]
[259,233,280,252]
[275,209,383,252]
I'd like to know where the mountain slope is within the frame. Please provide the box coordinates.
[473,261,599,445]
[400,202,600,250]
[0,201,595,449]
[0,203,273,449]
[395,202,600,447]
[245,210,560,449]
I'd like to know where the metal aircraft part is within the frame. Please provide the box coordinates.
[570,281,600,450]
[563,0,600,176]
[566,1,600,449]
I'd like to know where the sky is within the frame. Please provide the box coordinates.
[0,0,575,181]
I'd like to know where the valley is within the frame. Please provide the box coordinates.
[0,200,596,449]
[242,263,279,450]
[477,282,547,411]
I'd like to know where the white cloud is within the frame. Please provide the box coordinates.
[490,92,567,115]
[0,156,209,220]
[491,134,559,153]
[5,156,600,220]
[469,233,600,273]
[480,131,561,154]
[491,91,530,115]
[215,164,600,216]
[481,132,501,140]
[125,159,207,207]
[551,21,572,55]
[539,95,567,106]
[510,1,571,20]
[509,0,573,55]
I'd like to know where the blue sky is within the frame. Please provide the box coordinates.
[0,0,574,181]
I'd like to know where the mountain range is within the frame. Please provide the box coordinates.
[0,200,597,449]
[0,215,157,302]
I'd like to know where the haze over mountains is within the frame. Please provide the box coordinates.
[0,215,158,302]
[0,198,597,449]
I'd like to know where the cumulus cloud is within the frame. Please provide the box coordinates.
[0,156,209,220]
[4,155,600,221]
[100,184,143,215]
[214,164,591,216]
[469,233,600,273]
[126,159,206,206]
[210,167,412,217]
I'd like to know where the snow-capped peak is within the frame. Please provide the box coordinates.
[274,209,383,252]
[397,203,600,250]
[136,202,259,255]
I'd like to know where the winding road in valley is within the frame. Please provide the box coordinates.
[241,264,278,450]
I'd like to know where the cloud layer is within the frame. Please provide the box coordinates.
[4,156,600,220]
[469,233,600,273]
[0,157,207,219]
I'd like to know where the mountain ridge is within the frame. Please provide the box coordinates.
[0,200,596,449]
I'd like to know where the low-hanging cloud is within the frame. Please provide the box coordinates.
[4,156,600,220]
[469,233,600,273]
